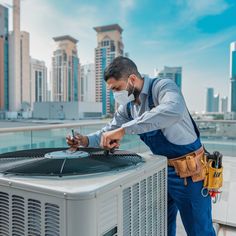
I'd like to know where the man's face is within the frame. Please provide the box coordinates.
[106,77,129,92]
[107,75,141,99]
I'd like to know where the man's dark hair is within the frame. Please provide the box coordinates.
[104,56,142,81]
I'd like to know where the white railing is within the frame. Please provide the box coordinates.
[0,120,148,154]
[0,119,235,156]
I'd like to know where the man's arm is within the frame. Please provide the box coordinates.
[121,79,185,135]
[87,105,130,147]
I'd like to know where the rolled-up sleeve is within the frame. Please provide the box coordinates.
[122,79,185,135]
[87,105,130,147]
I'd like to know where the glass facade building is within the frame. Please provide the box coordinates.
[156,66,182,90]
[52,36,79,102]
[206,88,214,112]
[94,24,124,116]
[0,5,9,110]
[230,42,236,112]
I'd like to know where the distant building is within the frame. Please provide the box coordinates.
[30,58,47,108]
[52,35,79,102]
[20,31,30,107]
[206,88,214,112]
[94,24,124,116]
[221,96,228,113]
[213,93,219,112]
[8,0,31,112]
[224,112,236,120]
[0,4,9,110]
[80,63,95,102]
[155,66,182,90]
[33,101,102,120]
[230,42,236,112]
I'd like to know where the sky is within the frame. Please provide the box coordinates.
[1,0,236,112]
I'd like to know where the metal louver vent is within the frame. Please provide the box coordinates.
[132,183,140,235]
[28,199,42,236]
[45,203,60,236]
[153,173,158,235]
[12,195,25,236]
[147,176,153,235]
[140,179,147,235]
[0,192,9,235]
[122,169,167,236]
[160,168,167,235]
[122,187,131,236]
[0,192,61,236]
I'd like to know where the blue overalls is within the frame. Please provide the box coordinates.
[127,79,216,236]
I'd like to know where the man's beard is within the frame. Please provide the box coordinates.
[133,88,141,100]
[128,85,141,100]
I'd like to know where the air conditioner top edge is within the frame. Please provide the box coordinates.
[0,153,166,200]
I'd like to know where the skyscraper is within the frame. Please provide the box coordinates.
[94,24,124,115]
[20,31,30,106]
[30,58,47,108]
[0,4,9,110]
[155,66,182,90]
[80,63,95,102]
[8,0,30,112]
[52,35,79,102]
[221,96,228,113]
[213,93,219,112]
[8,0,21,112]
[230,42,236,112]
[206,88,214,112]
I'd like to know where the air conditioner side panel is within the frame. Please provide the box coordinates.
[0,185,67,236]
[120,157,167,236]
[66,198,97,236]
[97,187,120,236]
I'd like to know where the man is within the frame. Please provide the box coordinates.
[67,56,216,236]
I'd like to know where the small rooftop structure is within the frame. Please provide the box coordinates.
[93,24,123,34]
[53,35,78,44]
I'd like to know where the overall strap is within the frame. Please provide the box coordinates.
[126,102,132,120]
[148,78,159,110]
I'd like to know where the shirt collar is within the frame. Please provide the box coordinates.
[140,76,151,95]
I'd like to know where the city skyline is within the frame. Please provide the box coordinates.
[1,0,236,112]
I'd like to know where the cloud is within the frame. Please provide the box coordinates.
[171,26,236,60]
[119,0,136,26]
[154,0,230,39]
[179,0,230,25]
[17,0,135,68]
[1,0,137,69]
[18,0,107,68]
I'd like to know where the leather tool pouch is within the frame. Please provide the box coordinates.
[172,152,206,183]
[204,160,223,190]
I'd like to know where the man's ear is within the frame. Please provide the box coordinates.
[129,74,137,84]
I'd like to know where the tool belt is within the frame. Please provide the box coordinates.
[168,147,223,193]
[168,147,207,185]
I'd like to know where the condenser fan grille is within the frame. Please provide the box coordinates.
[0,148,144,177]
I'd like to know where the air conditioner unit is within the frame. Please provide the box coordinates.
[0,147,167,236]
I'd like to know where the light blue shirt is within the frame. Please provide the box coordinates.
[87,77,197,148]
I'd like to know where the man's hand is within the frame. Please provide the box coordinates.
[66,132,89,148]
[100,127,125,150]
